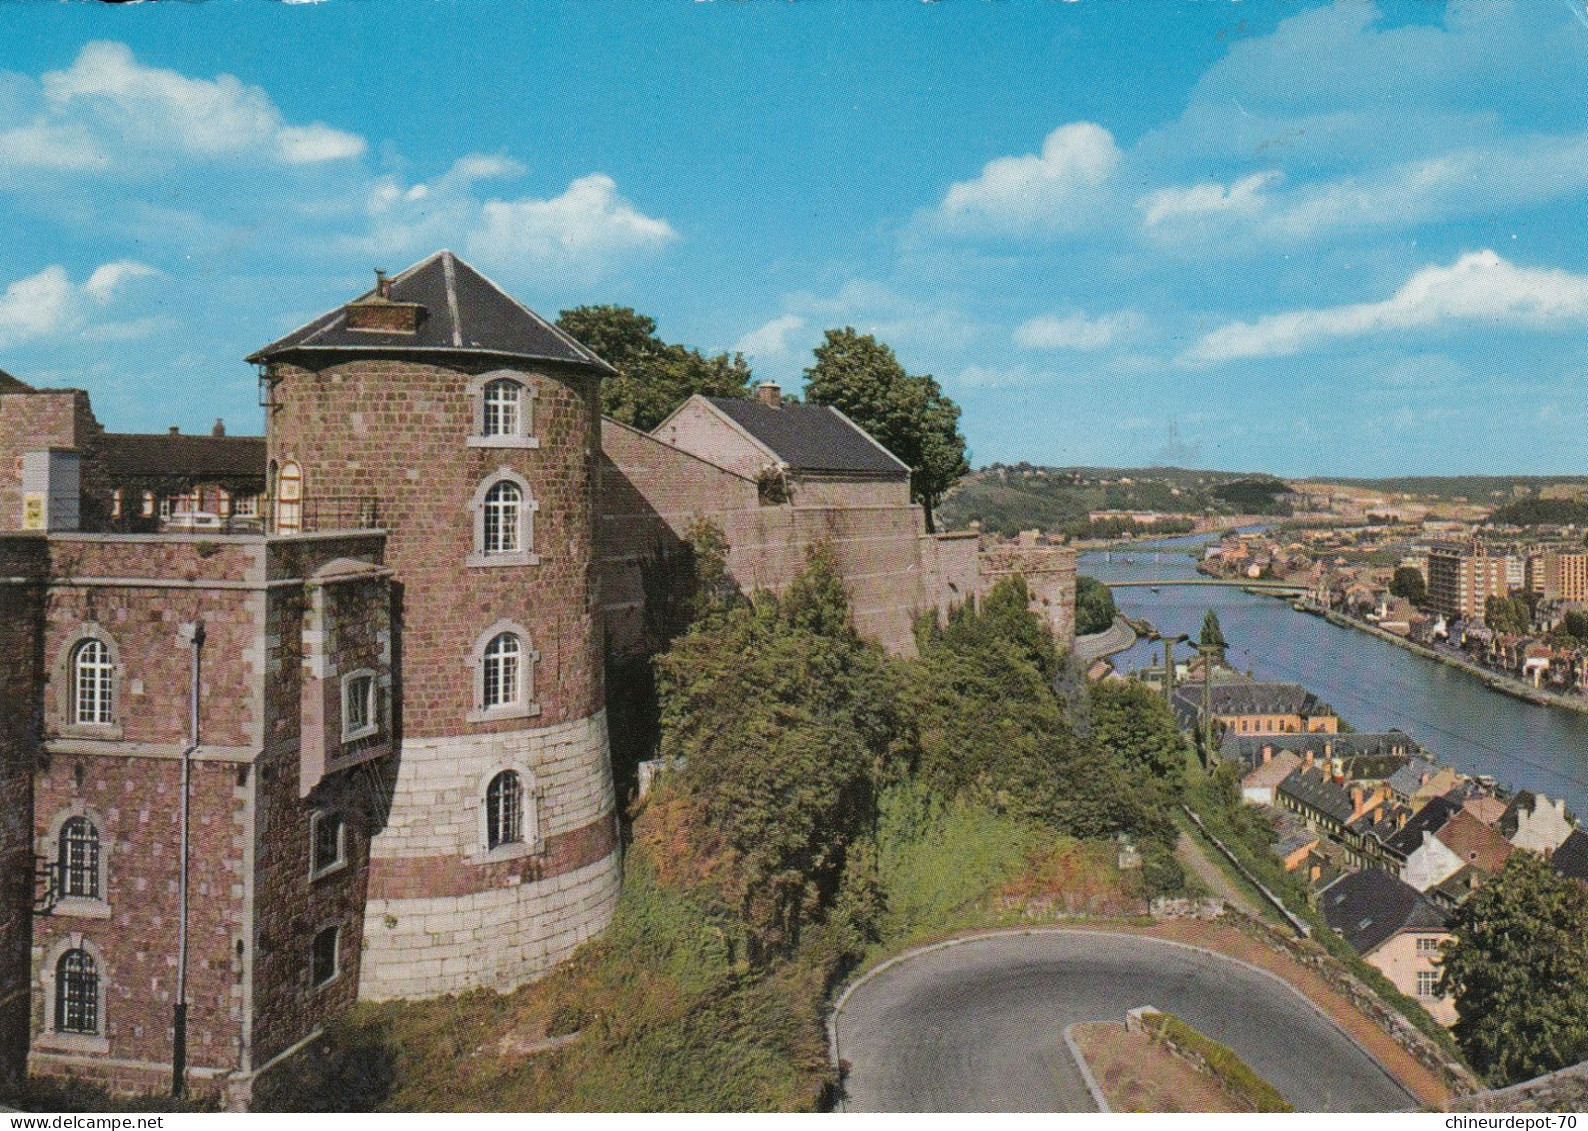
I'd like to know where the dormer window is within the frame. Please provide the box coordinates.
[468,371,538,449]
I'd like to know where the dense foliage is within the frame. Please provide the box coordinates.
[556,305,753,431]
[1207,476,1293,515]
[1199,609,1227,654]
[1486,497,1588,528]
[1440,853,1588,1086]
[655,548,903,955]
[1389,566,1426,607]
[1074,575,1118,636]
[1484,593,1537,635]
[803,328,968,530]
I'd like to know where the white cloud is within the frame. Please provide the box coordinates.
[0,260,159,350]
[0,41,365,174]
[468,173,677,276]
[734,314,806,358]
[1186,251,1588,362]
[1138,171,1280,233]
[1014,310,1141,351]
[928,122,1120,237]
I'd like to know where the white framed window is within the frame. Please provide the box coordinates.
[486,770,523,850]
[72,639,114,727]
[341,670,378,742]
[483,481,521,555]
[310,811,346,879]
[468,370,538,449]
[159,496,173,521]
[1416,970,1439,999]
[311,925,339,988]
[466,620,541,723]
[468,471,537,568]
[276,460,302,535]
[1415,936,1442,955]
[233,493,258,518]
[483,633,520,710]
[484,378,521,438]
[141,491,154,518]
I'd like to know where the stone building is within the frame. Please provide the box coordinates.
[248,252,622,1002]
[0,250,1076,1097]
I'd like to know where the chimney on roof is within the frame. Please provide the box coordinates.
[1262,743,1273,764]
[212,419,226,437]
[375,269,391,300]
[756,381,781,408]
[169,426,179,436]
[1303,750,1314,769]
[345,267,425,334]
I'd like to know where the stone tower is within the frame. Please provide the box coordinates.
[250,251,621,1000]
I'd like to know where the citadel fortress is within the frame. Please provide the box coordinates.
[0,252,1074,1097]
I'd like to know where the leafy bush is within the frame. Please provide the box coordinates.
[1074,575,1118,635]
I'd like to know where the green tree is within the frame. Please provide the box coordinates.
[1088,680,1188,810]
[557,305,753,431]
[1389,566,1427,607]
[803,327,969,531]
[1199,609,1227,657]
[1074,575,1118,636]
[655,547,904,955]
[1484,594,1532,635]
[1439,853,1588,1084]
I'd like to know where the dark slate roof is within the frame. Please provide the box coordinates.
[1219,731,1423,773]
[1385,793,1461,858]
[1277,766,1356,824]
[702,396,908,477]
[1386,756,1444,799]
[247,250,614,373]
[0,369,32,393]
[1174,682,1333,722]
[1553,829,1588,883]
[1320,868,1449,956]
[101,432,266,482]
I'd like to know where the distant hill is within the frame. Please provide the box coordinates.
[1486,497,1588,528]
[936,465,1292,536]
[1298,475,1588,504]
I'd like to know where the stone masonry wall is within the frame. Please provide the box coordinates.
[0,536,45,1089]
[359,711,619,1000]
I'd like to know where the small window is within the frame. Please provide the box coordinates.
[342,672,377,741]
[141,491,154,518]
[311,812,346,878]
[482,633,521,710]
[1415,970,1439,999]
[72,639,114,726]
[312,925,339,987]
[276,461,302,535]
[486,770,523,850]
[233,494,257,518]
[1416,936,1442,955]
[110,489,122,520]
[58,817,100,900]
[483,378,522,438]
[483,481,522,556]
[55,949,98,1034]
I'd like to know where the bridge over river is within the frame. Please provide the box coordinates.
[1105,578,1310,596]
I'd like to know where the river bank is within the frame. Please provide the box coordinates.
[1294,600,1588,718]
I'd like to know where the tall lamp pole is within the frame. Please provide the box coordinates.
[174,620,204,1100]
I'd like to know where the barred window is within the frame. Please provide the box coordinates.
[486,770,523,850]
[55,949,98,1034]
[72,639,113,726]
[59,817,100,900]
[483,481,522,555]
[483,379,522,438]
[482,633,520,709]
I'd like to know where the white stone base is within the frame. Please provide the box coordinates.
[358,846,622,1001]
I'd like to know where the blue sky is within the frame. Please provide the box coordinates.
[4,0,1588,476]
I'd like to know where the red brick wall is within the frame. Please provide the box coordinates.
[0,537,45,1088]
[266,357,605,736]
[0,391,112,534]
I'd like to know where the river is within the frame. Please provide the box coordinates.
[1082,531,1588,818]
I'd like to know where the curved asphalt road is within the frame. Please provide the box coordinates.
[833,930,1417,1113]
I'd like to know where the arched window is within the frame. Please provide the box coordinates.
[59,817,100,900]
[482,632,521,709]
[72,640,113,726]
[55,949,98,1035]
[483,481,522,555]
[486,770,523,850]
[483,378,522,438]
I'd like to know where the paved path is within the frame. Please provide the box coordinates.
[833,930,1417,1113]
[1073,615,1137,664]
[1175,830,1264,919]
